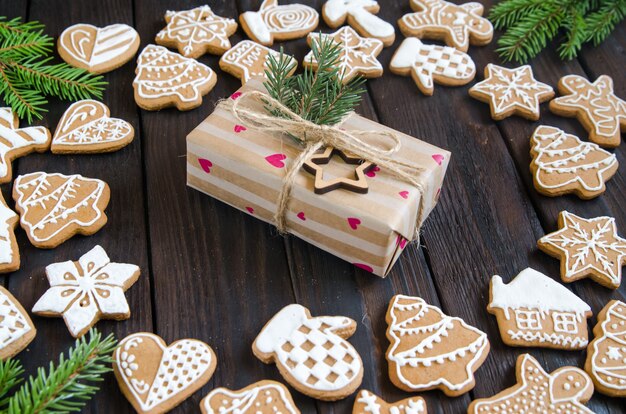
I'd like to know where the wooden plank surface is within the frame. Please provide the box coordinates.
[0,0,624,413]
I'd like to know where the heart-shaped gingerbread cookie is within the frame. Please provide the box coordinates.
[114,332,216,414]
[52,100,134,154]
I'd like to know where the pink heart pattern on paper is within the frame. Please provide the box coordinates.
[348,217,361,230]
[198,158,212,173]
[399,190,409,199]
[265,153,287,168]
[230,91,242,100]
[354,263,373,273]
[365,166,380,178]
[297,212,306,221]
[396,235,408,249]
[234,124,247,133]
[246,207,254,214]
[432,154,444,165]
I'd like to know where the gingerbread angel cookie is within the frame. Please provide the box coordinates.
[322,0,395,47]
[201,380,300,414]
[156,5,238,58]
[219,40,297,85]
[0,286,36,359]
[530,126,617,199]
[585,300,626,397]
[550,74,626,148]
[252,304,363,401]
[468,354,594,414]
[353,390,426,414]
[385,295,490,397]
[398,0,493,52]
[0,192,19,273]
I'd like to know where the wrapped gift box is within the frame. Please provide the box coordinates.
[186,81,450,277]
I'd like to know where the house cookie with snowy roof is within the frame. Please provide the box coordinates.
[488,268,592,350]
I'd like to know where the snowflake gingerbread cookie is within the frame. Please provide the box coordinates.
[550,74,626,148]
[156,5,238,58]
[469,64,554,121]
[201,380,300,414]
[385,294,490,396]
[468,354,594,414]
[0,286,36,359]
[539,211,626,289]
[219,40,297,85]
[0,192,19,273]
[585,300,626,397]
[252,304,363,401]
[322,0,395,47]
[530,126,618,199]
[353,390,426,414]
[304,27,383,84]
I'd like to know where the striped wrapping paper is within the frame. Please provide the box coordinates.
[186,81,450,277]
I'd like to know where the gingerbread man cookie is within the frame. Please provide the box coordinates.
[0,192,19,274]
[550,74,626,148]
[219,40,297,85]
[201,380,300,414]
[322,0,395,47]
[353,390,426,414]
[0,286,36,359]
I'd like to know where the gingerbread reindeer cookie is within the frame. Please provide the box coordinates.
[219,40,297,85]
[353,390,427,414]
[322,0,395,46]
[0,192,19,274]
[201,380,300,414]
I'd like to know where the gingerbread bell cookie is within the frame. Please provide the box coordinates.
[390,37,475,96]
[58,23,140,74]
[0,286,36,359]
[468,354,594,414]
[252,304,363,401]
[385,295,489,397]
[0,192,19,273]
[550,74,626,148]
[322,0,395,47]
[12,172,110,249]
[114,332,217,414]
[201,380,300,414]
[353,390,426,414]
[585,300,626,397]
[133,44,216,111]
[219,40,297,85]
[530,126,617,199]
[469,64,554,121]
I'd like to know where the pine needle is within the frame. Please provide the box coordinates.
[0,360,24,409]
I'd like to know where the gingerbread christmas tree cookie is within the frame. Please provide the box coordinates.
[201,380,300,414]
[0,192,19,274]
[0,286,36,359]
[385,295,490,397]
[550,74,626,148]
[353,390,426,414]
[219,40,297,85]
[539,211,626,289]
[322,0,395,46]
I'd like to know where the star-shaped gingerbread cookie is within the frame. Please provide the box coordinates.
[469,64,554,120]
[303,147,375,194]
[538,211,626,289]
[550,74,626,148]
[303,27,383,84]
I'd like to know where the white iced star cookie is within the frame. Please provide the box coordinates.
[32,245,140,337]
[469,64,554,121]
[322,0,395,47]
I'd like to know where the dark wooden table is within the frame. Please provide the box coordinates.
[1,0,625,412]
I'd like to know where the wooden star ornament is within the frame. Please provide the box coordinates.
[303,147,375,194]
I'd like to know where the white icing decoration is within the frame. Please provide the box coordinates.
[0,194,17,265]
[220,40,296,84]
[241,0,318,45]
[323,0,394,39]
[32,245,139,336]
[59,23,139,68]
[254,304,362,392]
[0,107,49,180]
[0,288,32,349]
[356,390,425,414]
[203,383,298,414]
[588,301,626,393]
[506,330,588,347]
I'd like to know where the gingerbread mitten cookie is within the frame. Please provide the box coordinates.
[219,40,297,85]
[253,304,363,401]
[322,0,395,46]
[0,192,19,273]
[386,295,489,397]
[0,286,36,359]
[201,380,300,414]
[353,390,426,414]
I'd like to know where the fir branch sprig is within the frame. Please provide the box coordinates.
[0,360,24,410]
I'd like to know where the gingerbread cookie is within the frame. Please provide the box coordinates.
[468,354,594,414]
[398,0,493,52]
[385,295,489,397]
[0,107,51,184]
[585,300,626,397]
[51,100,134,154]
[550,74,626,148]
[133,44,216,111]
[530,125,617,199]
[322,0,395,47]
[219,40,297,85]
[252,304,363,401]
[240,0,319,46]
[32,245,140,338]
[201,380,300,414]
[156,5,238,58]
[114,332,217,414]
[353,390,426,414]
[539,211,626,289]
[12,172,110,249]
[58,23,140,74]
[0,192,19,274]
[488,268,592,350]
[390,37,475,96]
[304,27,383,84]
[0,286,36,359]
[469,64,554,121]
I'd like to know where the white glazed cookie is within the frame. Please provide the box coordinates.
[32,245,140,338]
[58,23,140,74]
[12,172,110,249]
[0,286,36,359]
[252,304,363,401]
[133,44,217,111]
[390,37,475,96]
[322,0,395,47]
[398,0,493,52]
[352,390,427,414]
[219,40,297,85]
[488,268,593,350]
[156,5,238,58]
[468,354,594,414]
[114,332,217,414]
[385,294,489,397]
[0,192,19,273]
[530,125,618,199]
[200,380,300,414]
[239,0,319,46]
[303,27,383,84]
[0,107,51,184]
[52,100,134,154]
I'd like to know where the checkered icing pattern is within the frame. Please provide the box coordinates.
[414,46,474,81]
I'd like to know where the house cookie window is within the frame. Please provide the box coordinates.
[514,310,541,330]
[552,312,577,334]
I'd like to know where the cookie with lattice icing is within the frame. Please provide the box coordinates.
[252,304,363,401]
[0,192,19,274]
[322,0,395,47]
[0,286,36,359]
[353,390,427,414]
[201,380,300,414]
[219,40,297,85]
